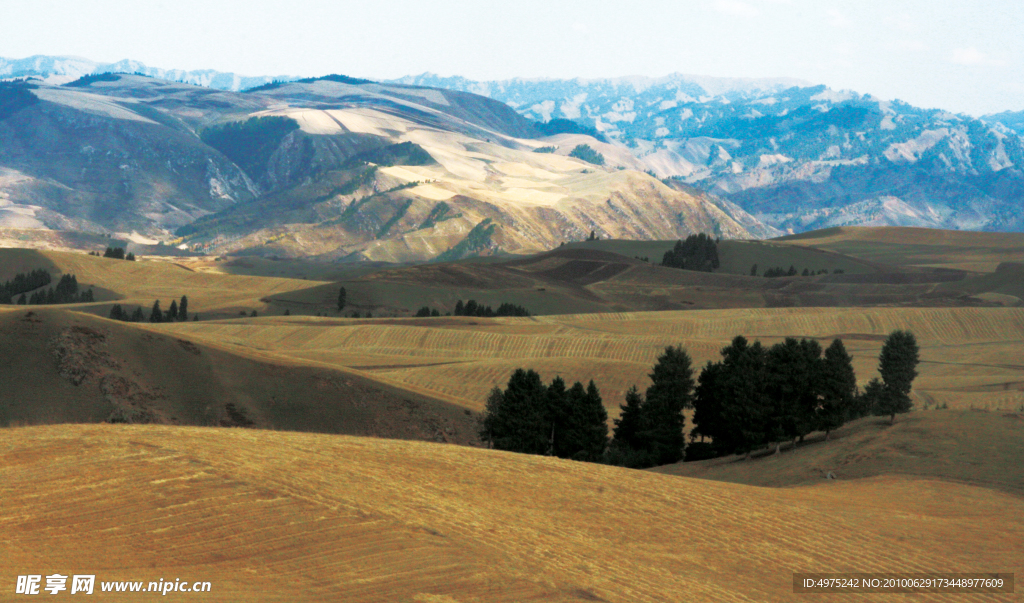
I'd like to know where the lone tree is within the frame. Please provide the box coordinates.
[874,330,920,424]
[337,287,347,312]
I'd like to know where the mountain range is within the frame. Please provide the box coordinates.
[0,71,763,261]
[396,74,1024,233]
[1,55,1023,261]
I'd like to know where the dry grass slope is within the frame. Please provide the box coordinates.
[162,307,1024,418]
[0,308,479,444]
[0,424,1020,602]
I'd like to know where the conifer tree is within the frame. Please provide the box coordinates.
[178,295,188,321]
[552,380,608,461]
[717,337,769,458]
[454,299,464,316]
[819,338,857,439]
[764,338,822,452]
[546,376,569,455]
[109,304,124,321]
[640,345,695,465]
[612,385,645,452]
[874,330,920,424]
[337,287,347,311]
[149,300,162,323]
[166,300,178,322]
[480,369,550,454]
[131,306,145,322]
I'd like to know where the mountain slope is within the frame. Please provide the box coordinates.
[398,76,1024,234]
[0,73,764,260]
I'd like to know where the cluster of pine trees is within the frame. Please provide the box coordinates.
[752,264,845,277]
[0,269,51,303]
[92,247,136,261]
[453,299,530,317]
[609,346,697,468]
[415,306,442,317]
[110,296,191,323]
[691,330,919,460]
[481,371,609,461]
[661,233,720,272]
[5,274,95,305]
[480,331,920,470]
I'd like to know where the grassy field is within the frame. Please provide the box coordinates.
[656,409,1024,496]
[776,226,1024,272]
[3,226,1024,602]
[160,307,1024,419]
[1,423,1020,602]
[0,248,328,318]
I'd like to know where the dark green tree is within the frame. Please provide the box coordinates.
[109,304,125,321]
[131,306,145,322]
[337,287,347,311]
[166,299,178,322]
[764,338,822,452]
[874,330,920,424]
[553,380,608,461]
[480,369,550,454]
[640,345,695,465]
[716,336,769,458]
[149,300,162,323]
[612,385,645,452]
[178,295,188,321]
[454,299,465,315]
[819,339,857,439]
[750,263,758,276]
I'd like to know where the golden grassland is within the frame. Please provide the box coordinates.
[0,423,1021,602]
[656,409,1024,496]
[0,248,328,316]
[160,307,1024,418]
[777,226,1024,272]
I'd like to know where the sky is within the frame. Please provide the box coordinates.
[1,0,1022,115]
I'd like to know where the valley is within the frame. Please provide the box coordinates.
[2,53,1023,603]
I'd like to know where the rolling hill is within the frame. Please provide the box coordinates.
[0,307,479,443]
[1,423,1020,602]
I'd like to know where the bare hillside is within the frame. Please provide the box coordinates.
[0,424,1020,601]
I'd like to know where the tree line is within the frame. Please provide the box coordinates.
[1,272,94,305]
[93,246,136,261]
[454,299,530,317]
[481,371,609,462]
[0,269,51,303]
[480,330,920,469]
[751,264,845,277]
[109,296,191,323]
[662,233,720,272]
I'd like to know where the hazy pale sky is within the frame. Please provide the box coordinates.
[1,0,1021,115]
